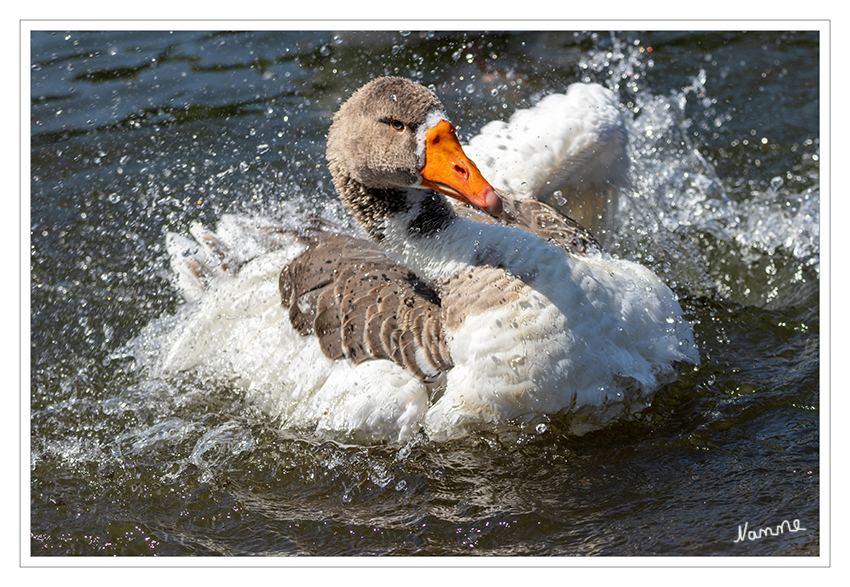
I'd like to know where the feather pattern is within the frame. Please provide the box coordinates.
[280,231,453,382]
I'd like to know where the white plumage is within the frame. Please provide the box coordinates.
[465,83,628,235]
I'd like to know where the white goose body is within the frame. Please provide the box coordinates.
[160,78,697,443]
[377,198,693,438]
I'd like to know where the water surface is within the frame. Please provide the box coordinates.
[29,29,820,557]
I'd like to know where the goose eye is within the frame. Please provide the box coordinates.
[390,119,405,132]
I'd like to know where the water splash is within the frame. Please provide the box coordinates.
[578,34,819,308]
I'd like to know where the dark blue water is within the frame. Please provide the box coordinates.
[29,29,820,557]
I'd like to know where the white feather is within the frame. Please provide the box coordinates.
[464,83,629,200]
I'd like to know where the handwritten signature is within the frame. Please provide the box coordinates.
[734,519,807,543]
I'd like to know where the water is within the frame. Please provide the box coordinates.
[29,30,820,557]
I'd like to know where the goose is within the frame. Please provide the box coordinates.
[163,76,698,443]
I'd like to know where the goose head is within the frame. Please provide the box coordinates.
[326,77,502,236]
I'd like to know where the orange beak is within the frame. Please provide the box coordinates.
[419,119,503,217]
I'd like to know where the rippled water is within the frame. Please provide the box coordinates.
[29,29,821,558]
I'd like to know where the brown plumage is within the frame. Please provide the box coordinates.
[280,230,452,382]
[325,78,446,237]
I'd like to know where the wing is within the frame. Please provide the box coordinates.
[279,231,454,382]
[452,189,600,256]
[463,83,629,201]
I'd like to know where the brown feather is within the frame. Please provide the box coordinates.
[280,230,453,382]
